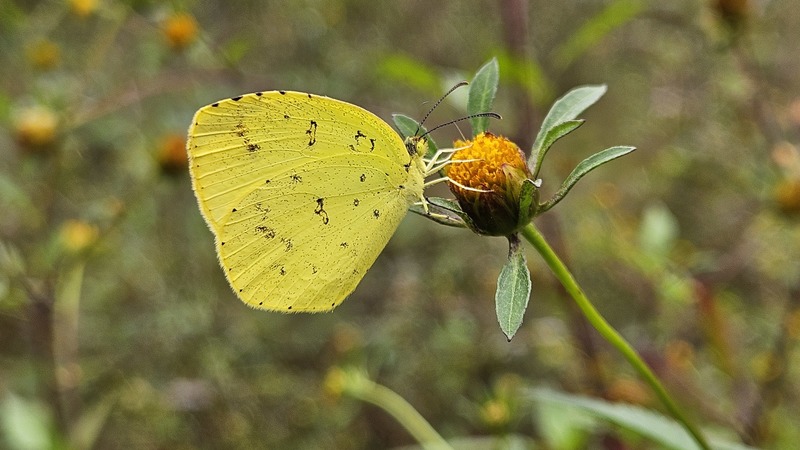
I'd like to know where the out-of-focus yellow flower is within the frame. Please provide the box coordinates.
[69,0,98,17]
[480,398,510,428]
[163,13,199,50]
[322,367,346,400]
[13,105,59,150]
[59,220,99,253]
[157,133,188,174]
[27,40,61,70]
[446,132,536,236]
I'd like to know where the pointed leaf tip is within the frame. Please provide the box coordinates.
[495,235,532,340]
[531,84,607,159]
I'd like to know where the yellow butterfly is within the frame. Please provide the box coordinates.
[187,91,432,312]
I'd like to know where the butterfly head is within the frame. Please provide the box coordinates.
[404,135,428,158]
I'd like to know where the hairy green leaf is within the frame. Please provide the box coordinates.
[530,85,607,167]
[495,235,531,340]
[530,119,584,176]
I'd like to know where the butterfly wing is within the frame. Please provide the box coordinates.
[187,91,424,312]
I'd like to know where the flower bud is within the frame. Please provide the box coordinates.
[446,132,537,236]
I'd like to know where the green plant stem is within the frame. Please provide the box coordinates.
[521,223,712,450]
[342,371,453,450]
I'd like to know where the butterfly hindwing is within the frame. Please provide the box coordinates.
[187,91,425,311]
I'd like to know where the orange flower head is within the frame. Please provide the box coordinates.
[446,132,537,236]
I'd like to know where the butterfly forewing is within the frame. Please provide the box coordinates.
[187,91,425,312]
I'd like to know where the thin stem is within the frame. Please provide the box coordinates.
[340,370,452,450]
[520,223,712,450]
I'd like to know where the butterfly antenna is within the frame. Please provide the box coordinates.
[421,112,502,138]
[415,81,470,135]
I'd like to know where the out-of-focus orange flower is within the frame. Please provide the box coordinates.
[774,179,800,215]
[157,133,188,174]
[163,13,199,50]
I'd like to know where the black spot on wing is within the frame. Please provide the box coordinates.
[231,96,243,101]
[355,130,366,142]
[314,198,330,225]
[279,90,286,95]
[307,120,317,146]
[211,102,219,107]
[255,92,263,97]
[255,225,275,239]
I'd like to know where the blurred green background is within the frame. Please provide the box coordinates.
[2,0,800,448]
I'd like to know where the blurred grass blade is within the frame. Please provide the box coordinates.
[529,388,756,450]
[70,396,116,450]
[1,394,53,450]
[554,0,646,70]
[529,85,606,170]
[392,113,438,156]
[468,58,499,135]
[541,146,635,211]
[377,54,441,95]
[495,235,531,341]
[497,50,554,107]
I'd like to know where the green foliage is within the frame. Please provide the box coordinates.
[467,58,499,134]
[530,84,607,175]
[495,236,531,341]
[378,54,441,95]
[554,0,647,69]
[531,388,757,450]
